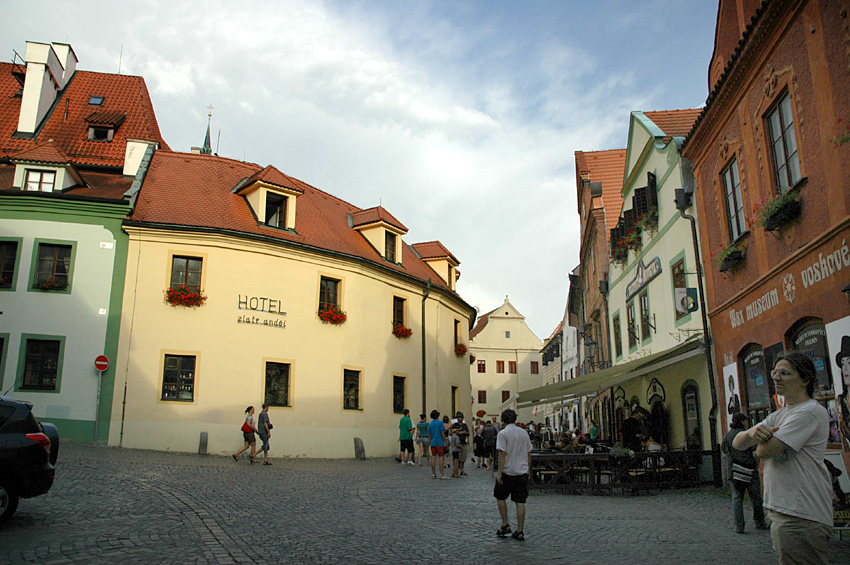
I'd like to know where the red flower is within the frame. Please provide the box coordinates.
[454,343,468,357]
[318,304,347,325]
[165,285,207,307]
[392,322,413,338]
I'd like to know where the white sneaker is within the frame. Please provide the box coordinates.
[408,461,415,465]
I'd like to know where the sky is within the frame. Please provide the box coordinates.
[4,0,719,339]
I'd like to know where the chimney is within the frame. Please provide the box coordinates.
[51,42,78,86]
[17,42,66,135]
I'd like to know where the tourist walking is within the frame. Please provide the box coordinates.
[428,410,449,479]
[232,406,259,463]
[398,409,415,465]
[451,412,470,476]
[494,409,533,541]
[257,403,272,465]
[415,413,431,466]
[722,412,767,533]
[733,352,833,564]
[482,418,498,470]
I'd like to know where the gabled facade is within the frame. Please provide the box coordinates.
[0,41,167,444]
[469,297,543,422]
[605,109,714,451]
[683,0,850,463]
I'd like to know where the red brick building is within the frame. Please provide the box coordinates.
[683,0,850,470]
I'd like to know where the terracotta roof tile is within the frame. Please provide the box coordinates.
[644,109,703,142]
[351,206,408,232]
[412,241,459,264]
[0,163,132,199]
[129,151,457,293]
[242,164,305,194]
[0,63,169,168]
[11,141,72,164]
[574,149,626,233]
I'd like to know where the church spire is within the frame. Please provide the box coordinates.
[201,104,213,155]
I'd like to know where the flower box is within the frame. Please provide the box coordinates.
[761,199,801,231]
[719,250,745,272]
[454,343,468,357]
[392,322,413,338]
[165,285,207,307]
[34,277,68,291]
[318,304,347,325]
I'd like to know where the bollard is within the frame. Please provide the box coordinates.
[198,431,208,455]
[353,437,366,460]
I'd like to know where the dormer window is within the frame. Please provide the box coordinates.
[265,193,288,228]
[87,126,114,142]
[88,95,104,106]
[385,232,397,262]
[26,170,55,191]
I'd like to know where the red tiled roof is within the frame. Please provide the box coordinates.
[0,63,170,168]
[129,151,459,294]
[241,164,305,194]
[412,241,459,264]
[644,109,703,142]
[11,141,72,164]
[546,320,563,342]
[575,149,627,233]
[0,163,133,199]
[84,110,126,127]
[351,206,408,232]
[469,306,499,340]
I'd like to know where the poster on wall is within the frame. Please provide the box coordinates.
[825,316,850,452]
[722,363,741,432]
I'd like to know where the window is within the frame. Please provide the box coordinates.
[739,345,770,423]
[88,95,104,105]
[0,241,18,288]
[627,302,638,349]
[320,276,340,310]
[530,361,539,374]
[681,381,703,450]
[26,170,56,192]
[672,259,687,321]
[343,369,360,410]
[265,193,287,228]
[87,126,114,142]
[505,331,511,339]
[721,158,746,241]
[385,231,396,262]
[161,354,195,401]
[766,91,801,191]
[451,385,458,417]
[639,292,651,341]
[264,361,291,407]
[508,361,517,374]
[35,243,71,290]
[170,255,202,292]
[454,319,461,346]
[496,361,505,374]
[477,360,486,373]
[502,390,511,403]
[22,339,60,390]
[613,314,623,358]
[393,296,405,327]
[393,376,405,414]
[478,390,487,404]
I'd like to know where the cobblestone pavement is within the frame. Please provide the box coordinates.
[1,445,849,564]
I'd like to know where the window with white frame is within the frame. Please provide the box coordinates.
[721,158,746,240]
[26,170,56,192]
[766,91,801,191]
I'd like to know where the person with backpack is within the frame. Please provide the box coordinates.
[722,412,769,533]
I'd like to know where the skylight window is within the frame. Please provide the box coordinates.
[88,95,104,106]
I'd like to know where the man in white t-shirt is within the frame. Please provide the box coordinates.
[493,409,533,541]
[734,352,833,564]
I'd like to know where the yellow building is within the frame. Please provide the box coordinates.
[109,151,474,458]
[469,297,543,423]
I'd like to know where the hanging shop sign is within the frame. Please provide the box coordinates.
[236,294,288,328]
[626,257,662,301]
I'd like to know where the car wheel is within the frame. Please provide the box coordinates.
[0,476,20,526]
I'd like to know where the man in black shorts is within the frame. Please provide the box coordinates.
[494,409,533,541]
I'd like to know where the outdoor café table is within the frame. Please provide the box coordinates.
[531,452,611,492]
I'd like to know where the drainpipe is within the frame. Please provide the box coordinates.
[676,181,721,487]
[421,279,431,415]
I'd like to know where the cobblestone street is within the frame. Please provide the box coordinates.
[1,445,848,564]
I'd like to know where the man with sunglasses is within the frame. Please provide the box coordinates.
[734,352,833,564]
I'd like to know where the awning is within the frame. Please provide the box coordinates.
[516,338,705,409]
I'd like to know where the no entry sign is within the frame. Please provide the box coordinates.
[94,355,109,372]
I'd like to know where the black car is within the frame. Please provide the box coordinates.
[0,396,58,525]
